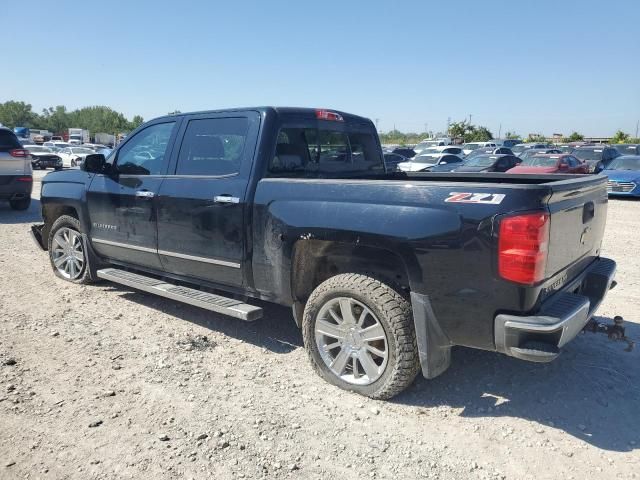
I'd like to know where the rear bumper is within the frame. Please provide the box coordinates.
[495,257,616,362]
[0,175,33,199]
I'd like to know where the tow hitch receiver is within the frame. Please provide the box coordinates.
[583,316,635,352]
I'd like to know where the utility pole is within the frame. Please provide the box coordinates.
[468,114,473,125]
[424,123,428,135]
[498,123,502,139]
[375,118,379,131]
[636,119,639,139]
[446,117,451,136]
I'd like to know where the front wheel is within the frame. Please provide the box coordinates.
[302,273,419,399]
[47,215,94,284]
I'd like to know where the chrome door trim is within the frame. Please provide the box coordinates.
[158,249,241,269]
[92,238,241,268]
[91,238,157,254]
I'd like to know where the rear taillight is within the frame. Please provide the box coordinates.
[498,212,550,285]
[17,176,33,182]
[9,149,29,158]
[315,109,344,122]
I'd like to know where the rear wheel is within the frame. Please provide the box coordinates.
[302,273,419,399]
[9,198,31,210]
[47,215,94,284]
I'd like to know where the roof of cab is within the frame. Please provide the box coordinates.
[153,107,373,124]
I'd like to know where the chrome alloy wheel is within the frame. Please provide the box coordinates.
[314,297,389,385]
[51,227,85,279]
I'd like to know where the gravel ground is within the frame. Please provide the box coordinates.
[1,172,638,479]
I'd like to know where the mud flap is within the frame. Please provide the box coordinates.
[410,292,452,379]
[30,224,46,250]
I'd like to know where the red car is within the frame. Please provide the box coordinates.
[506,154,589,174]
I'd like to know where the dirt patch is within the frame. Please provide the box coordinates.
[0,184,638,479]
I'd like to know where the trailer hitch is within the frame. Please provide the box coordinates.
[583,316,635,352]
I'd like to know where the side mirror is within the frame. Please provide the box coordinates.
[594,162,604,174]
[82,154,106,173]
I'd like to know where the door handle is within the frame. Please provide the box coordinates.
[214,195,240,204]
[135,190,155,199]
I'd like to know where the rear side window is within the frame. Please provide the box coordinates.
[0,130,22,151]
[176,117,248,176]
[269,127,384,177]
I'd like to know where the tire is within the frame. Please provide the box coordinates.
[9,197,31,211]
[47,215,95,284]
[71,159,76,167]
[302,273,419,400]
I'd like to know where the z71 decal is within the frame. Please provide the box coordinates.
[445,192,506,205]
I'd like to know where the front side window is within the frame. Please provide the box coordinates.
[269,127,383,177]
[176,117,248,176]
[116,122,175,175]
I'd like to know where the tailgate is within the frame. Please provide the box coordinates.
[545,175,608,278]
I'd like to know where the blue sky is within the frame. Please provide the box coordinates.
[4,0,639,137]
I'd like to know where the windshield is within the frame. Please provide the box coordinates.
[511,144,527,154]
[71,148,94,154]
[54,143,70,148]
[463,143,481,151]
[464,155,496,167]
[614,145,637,154]
[574,149,603,161]
[521,156,559,167]
[26,146,52,153]
[416,141,438,149]
[607,157,640,170]
[411,154,439,164]
[419,148,440,155]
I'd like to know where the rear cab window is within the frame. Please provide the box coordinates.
[268,116,384,178]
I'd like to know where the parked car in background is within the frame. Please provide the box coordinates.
[57,146,96,167]
[0,127,33,210]
[518,148,562,162]
[383,153,408,172]
[573,145,620,172]
[455,154,521,173]
[417,146,464,157]
[465,147,514,158]
[556,144,574,154]
[51,136,64,142]
[462,141,498,156]
[507,154,589,174]
[391,147,416,158]
[427,155,468,172]
[602,155,640,197]
[511,143,549,156]
[25,145,63,170]
[397,152,462,172]
[613,144,640,156]
[499,139,521,148]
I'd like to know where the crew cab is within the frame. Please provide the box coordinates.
[31,107,616,399]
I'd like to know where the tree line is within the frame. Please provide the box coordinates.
[379,119,639,145]
[0,101,144,135]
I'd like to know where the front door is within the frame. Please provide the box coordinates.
[87,120,178,270]
[156,113,259,287]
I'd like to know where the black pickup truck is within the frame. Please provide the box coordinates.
[31,107,616,399]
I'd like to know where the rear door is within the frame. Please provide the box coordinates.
[87,120,179,270]
[155,112,260,287]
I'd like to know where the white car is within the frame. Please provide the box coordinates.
[415,146,464,157]
[57,146,95,168]
[397,153,463,172]
[462,141,498,156]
